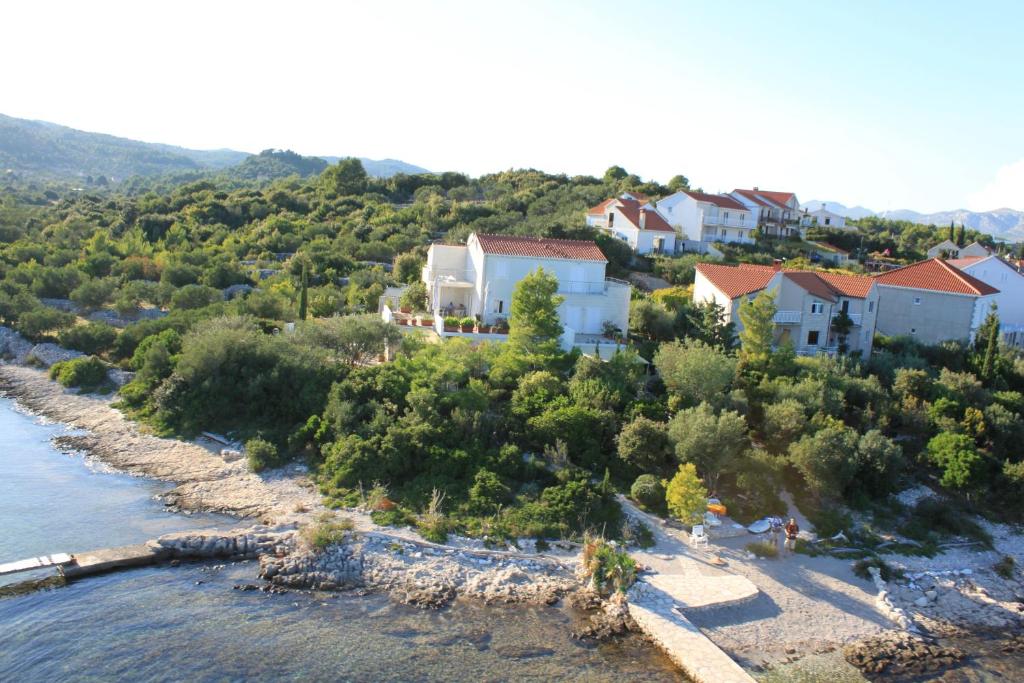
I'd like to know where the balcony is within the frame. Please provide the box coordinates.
[774,310,802,324]
[700,212,757,229]
[832,312,863,326]
[558,277,631,296]
[423,266,474,287]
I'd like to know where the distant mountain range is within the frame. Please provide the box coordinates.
[0,113,429,181]
[803,199,1024,242]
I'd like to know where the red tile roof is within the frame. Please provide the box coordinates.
[873,258,999,296]
[731,188,784,210]
[474,233,607,262]
[698,263,875,301]
[696,263,777,298]
[681,190,748,211]
[587,197,616,216]
[616,199,675,233]
[945,256,986,269]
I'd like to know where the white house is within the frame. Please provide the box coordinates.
[807,241,855,267]
[655,190,757,248]
[948,255,1024,347]
[693,262,879,356]
[807,207,849,230]
[421,232,631,339]
[925,240,994,259]
[872,258,999,344]
[730,188,807,238]
[587,194,676,254]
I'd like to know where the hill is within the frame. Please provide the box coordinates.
[0,113,429,182]
[804,199,1024,242]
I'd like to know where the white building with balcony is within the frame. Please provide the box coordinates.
[421,232,631,340]
[730,188,808,238]
[947,254,1024,347]
[655,190,757,248]
[693,262,879,356]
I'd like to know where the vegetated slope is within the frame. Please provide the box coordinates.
[0,113,431,182]
[0,113,247,180]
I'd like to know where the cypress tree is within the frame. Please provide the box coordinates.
[982,306,1000,381]
[299,261,309,321]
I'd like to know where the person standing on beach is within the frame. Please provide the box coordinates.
[784,518,799,552]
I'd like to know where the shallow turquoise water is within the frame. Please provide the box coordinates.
[0,396,684,682]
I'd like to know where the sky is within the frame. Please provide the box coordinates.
[3,0,1023,213]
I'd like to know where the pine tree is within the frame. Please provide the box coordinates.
[298,261,309,321]
[738,290,777,369]
[981,304,1000,381]
[955,224,966,247]
[947,221,955,242]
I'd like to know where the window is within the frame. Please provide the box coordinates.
[840,300,850,314]
[740,213,746,221]
[494,300,504,314]
[913,297,922,305]
[824,217,831,225]
[807,330,820,345]
[910,328,916,335]
[868,301,875,313]
[724,211,730,219]
[811,302,824,315]
[608,213,614,227]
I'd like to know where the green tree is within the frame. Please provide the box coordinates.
[955,224,966,247]
[394,253,423,284]
[666,175,690,192]
[947,221,955,243]
[616,416,671,473]
[654,339,736,407]
[927,432,982,490]
[975,303,999,381]
[762,398,807,454]
[665,463,708,525]
[320,157,368,197]
[298,261,309,321]
[788,416,860,500]
[668,402,748,491]
[603,166,628,184]
[508,267,564,356]
[300,314,402,366]
[738,290,776,369]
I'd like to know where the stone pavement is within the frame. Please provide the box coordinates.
[619,496,758,683]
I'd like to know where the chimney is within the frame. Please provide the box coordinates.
[753,186,759,191]
[772,259,782,271]
[639,208,647,229]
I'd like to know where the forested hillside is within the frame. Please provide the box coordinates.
[2,159,1023,548]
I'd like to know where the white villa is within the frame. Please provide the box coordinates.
[693,262,879,356]
[418,232,631,341]
[730,188,807,238]
[925,240,993,260]
[948,254,1024,347]
[807,207,849,230]
[655,190,757,248]
[587,194,677,254]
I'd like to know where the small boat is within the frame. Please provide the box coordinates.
[747,518,772,534]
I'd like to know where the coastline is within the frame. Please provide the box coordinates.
[6,358,1024,681]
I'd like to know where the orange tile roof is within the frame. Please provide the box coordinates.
[945,256,986,269]
[474,233,607,262]
[873,258,999,296]
[696,263,777,298]
[698,263,875,301]
[731,188,784,210]
[681,190,748,211]
[616,199,675,233]
[756,190,796,206]
[587,197,616,216]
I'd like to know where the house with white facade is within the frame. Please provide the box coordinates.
[655,190,756,249]
[807,241,855,267]
[948,255,1024,347]
[586,194,676,254]
[925,240,994,259]
[420,232,631,342]
[807,207,849,230]
[730,188,807,238]
[693,262,879,356]
[872,258,999,344]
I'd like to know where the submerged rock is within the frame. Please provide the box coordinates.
[844,632,965,678]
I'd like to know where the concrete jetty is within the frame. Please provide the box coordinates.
[61,544,167,579]
[619,497,759,683]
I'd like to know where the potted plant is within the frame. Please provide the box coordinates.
[602,320,620,340]
[420,315,434,327]
[493,317,509,334]
[399,282,427,315]
[444,316,460,332]
[475,320,491,334]
[460,316,475,332]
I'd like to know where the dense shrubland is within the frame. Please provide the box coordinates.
[2,161,1023,547]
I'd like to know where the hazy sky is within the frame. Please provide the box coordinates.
[4,1,1023,212]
